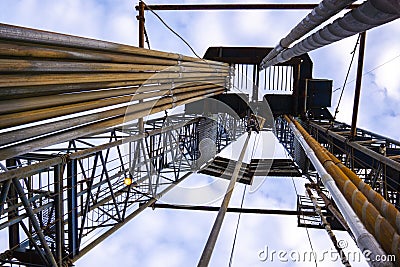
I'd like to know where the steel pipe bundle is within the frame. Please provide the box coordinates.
[263,0,400,68]
[0,23,230,160]
[261,0,356,68]
[326,152,400,237]
[286,115,399,266]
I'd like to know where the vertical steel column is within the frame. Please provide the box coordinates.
[137,1,145,134]
[198,133,251,267]
[67,159,78,258]
[138,1,145,49]
[6,159,20,251]
[350,32,366,138]
[54,164,65,266]
[252,64,259,102]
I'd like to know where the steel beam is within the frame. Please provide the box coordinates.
[54,164,65,266]
[152,203,321,216]
[350,32,366,138]
[141,4,360,11]
[67,159,78,259]
[5,159,20,252]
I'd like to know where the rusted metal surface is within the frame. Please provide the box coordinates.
[0,23,229,160]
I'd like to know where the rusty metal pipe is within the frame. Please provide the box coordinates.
[313,184,352,235]
[0,71,227,88]
[0,88,225,160]
[0,96,165,145]
[305,185,351,266]
[0,83,221,129]
[0,91,164,129]
[0,23,199,62]
[0,84,223,144]
[0,76,225,100]
[0,59,225,73]
[0,80,225,114]
[0,42,228,69]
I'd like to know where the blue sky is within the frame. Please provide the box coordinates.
[1,0,399,266]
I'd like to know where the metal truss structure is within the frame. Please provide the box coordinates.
[275,117,400,210]
[0,113,245,266]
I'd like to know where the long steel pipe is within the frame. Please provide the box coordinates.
[264,0,400,67]
[0,23,205,63]
[0,84,223,145]
[198,133,251,266]
[261,0,356,68]
[0,71,227,89]
[0,83,222,129]
[326,151,400,236]
[0,88,225,160]
[285,115,397,266]
[0,76,225,100]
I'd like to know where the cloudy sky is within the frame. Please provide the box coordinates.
[1,0,399,266]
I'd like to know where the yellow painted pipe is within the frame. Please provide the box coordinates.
[325,150,400,236]
[286,116,400,263]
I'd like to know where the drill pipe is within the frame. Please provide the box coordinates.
[0,77,226,100]
[326,151,400,236]
[0,89,225,160]
[0,83,222,129]
[286,115,399,265]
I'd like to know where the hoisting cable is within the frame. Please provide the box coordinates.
[141,1,202,59]
[291,176,318,267]
[333,53,400,93]
[228,185,247,267]
[332,33,361,122]
[143,25,151,49]
[305,184,351,267]
[228,128,261,266]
